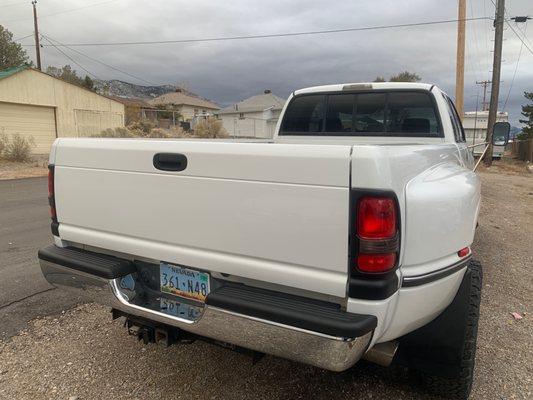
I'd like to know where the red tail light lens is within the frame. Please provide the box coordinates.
[48,167,54,198]
[458,247,470,258]
[48,165,57,222]
[355,195,399,273]
[357,253,396,273]
[357,197,396,239]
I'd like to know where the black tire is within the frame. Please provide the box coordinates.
[417,260,482,399]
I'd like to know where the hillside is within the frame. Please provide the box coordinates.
[93,79,176,99]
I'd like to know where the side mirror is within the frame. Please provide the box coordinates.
[492,122,510,146]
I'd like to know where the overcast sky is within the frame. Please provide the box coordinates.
[2,0,532,126]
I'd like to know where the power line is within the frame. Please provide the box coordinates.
[515,17,533,48]
[502,21,527,111]
[502,38,523,110]
[13,33,33,41]
[504,18,533,56]
[1,1,27,8]
[31,16,492,47]
[42,33,158,85]
[488,0,533,55]
[468,0,486,84]
[2,0,120,24]
[42,35,101,80]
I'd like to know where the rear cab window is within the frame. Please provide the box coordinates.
[280,90,442,137]
[443,95,466,142]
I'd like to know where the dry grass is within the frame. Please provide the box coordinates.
[0,156,48,180]
[476,155,532,176]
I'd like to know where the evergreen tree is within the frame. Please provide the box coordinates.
[83,75,95,91]
[372,71,421,83]
[0,25,31,70]
[389,71,421,82]
[518,91,533,137]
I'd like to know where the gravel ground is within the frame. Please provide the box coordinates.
[0,156,48,180]
[0,164,531,400]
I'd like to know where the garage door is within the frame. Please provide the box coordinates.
[0,102,56,154]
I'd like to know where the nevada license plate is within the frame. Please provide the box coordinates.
[160,262,210,302]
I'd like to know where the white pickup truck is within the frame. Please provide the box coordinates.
[38,82,510,399]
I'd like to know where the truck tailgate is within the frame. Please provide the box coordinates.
[52,139,352,297]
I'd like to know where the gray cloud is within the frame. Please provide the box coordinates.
[5,0,533,126]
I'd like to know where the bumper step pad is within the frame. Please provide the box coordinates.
[38,245,135,279]
[206,284,376,338]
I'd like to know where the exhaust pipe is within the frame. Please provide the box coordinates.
[363,341,398,367]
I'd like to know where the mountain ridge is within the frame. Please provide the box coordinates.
[93,79,177,99]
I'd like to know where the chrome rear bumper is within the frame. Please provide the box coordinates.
[40,259,373,372]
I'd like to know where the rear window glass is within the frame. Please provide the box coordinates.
[354,93,386,133]
[387,92,440,134]
[326,94,354,132]
[280,91,440,137]
[279,95,325,133]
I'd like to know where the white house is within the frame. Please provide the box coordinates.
[463,110,508,155]
[148,88,219,122]
[216,90,286,138]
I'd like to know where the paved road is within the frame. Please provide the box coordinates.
[0,177,80,339]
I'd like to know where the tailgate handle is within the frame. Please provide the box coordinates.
[153,153,187,171]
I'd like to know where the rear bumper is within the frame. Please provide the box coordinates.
[39,245,375,371]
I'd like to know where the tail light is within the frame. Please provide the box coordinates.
[355,196,399,273]
[457,247,470,258]
[48,165,59,235]
[357,197,396,239]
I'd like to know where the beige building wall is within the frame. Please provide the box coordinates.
[0,69,124,148]
[178,104,218,121]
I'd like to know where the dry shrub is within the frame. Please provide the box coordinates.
[1,133,35,162]
[92,127,136,138]
[127,119,155,135]
[128,128,145,137]
[0,131,8,155]
[146,128,172,138]
[166,126,190,138]
[193,117,229,138]
[114,127,134,137]
[147,126,191,139]
[93,123,198,140]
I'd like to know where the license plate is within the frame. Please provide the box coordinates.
[160,297,201,320]
[160,262,210,302]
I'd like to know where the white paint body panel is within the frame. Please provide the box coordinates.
[50,83,481,341]
[54,138,352,297]
[378,268,466,343]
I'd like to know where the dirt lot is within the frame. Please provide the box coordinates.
[0,156,48,180]
[0,163,531,400]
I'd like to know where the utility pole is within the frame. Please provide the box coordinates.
[484,0,505,166]
[476,80,492,111]
[455,0,466,118]
[32,0,42,70]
